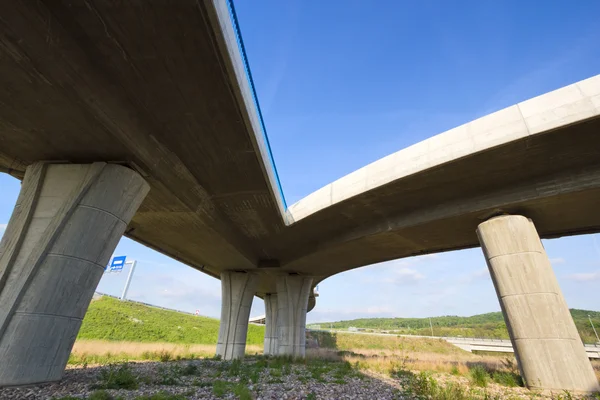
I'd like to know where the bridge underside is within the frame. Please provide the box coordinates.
[0,2,599,298]
[1,0,600,392]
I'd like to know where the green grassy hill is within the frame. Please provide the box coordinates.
[318,309,600,343]
[78,296,265,345]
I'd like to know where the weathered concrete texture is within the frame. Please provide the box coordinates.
[264,294,279,356]
[216,271,259,360]
[276,275,313,357]
[477,215,600,393]
[0,162,149,387]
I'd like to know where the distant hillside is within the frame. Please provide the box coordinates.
[78,296,265,345]
[317,309,600,343]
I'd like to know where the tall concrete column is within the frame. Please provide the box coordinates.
[264,293,279,355]
[216,271,258,360]
[276,275,313,357]
[477,215,599,393]
[0,162,149,386]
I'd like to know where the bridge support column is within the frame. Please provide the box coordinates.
[477,215,599,393]
[264,294,279,355]
[0,162,149,387]
[216,271,258,360]
[276,275,313,357]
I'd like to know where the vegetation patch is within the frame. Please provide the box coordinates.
[468,365,489,387]
[79,296,264,345]
[92,364,139,390]
[317,308,600,343]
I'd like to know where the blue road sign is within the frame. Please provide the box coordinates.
[108,256,127,272]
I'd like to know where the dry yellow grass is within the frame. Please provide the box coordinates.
[307,346,512,376]
[69,340,263,365]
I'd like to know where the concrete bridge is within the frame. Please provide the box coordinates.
[0,0,599,393]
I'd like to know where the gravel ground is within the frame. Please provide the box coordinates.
[0,359,590,400]
[0,359,404,400]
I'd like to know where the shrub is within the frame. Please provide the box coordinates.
[158,350,172,362]
[93,364,138,390]
[468,365,489,387]
[181,362,198,376]
[492,371,522,387]
[155,366,181,386]
[212,380,229,397]
[88,390,114,400]
[232,383,252,400]
[133,392,186,400]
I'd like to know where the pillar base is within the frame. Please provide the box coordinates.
[276,275,313,358]
[264,294,279,356]
[477,215,600,393]
[0,163,148,386]
[216,271,258,360]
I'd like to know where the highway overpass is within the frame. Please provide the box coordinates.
[0,0,599,393]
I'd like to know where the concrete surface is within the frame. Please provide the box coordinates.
[0,0,599,390]
[216,271,259,360]
[0,1,599,298]
[277,276,313,357]
[477,215,600,393]
[0,163,148,386]
[264,294,279,356]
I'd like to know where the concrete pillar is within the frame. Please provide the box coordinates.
[477,215,600,393]
[216,271,258,360]
[276,275,313,357]
[264,293,278,355]
[0,162,149,386]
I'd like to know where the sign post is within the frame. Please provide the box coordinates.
[120,260,137,301]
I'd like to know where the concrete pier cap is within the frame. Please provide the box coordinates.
[0,162,149,386]
[477,214,600,393]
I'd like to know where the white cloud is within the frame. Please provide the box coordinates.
[359,255,435,285]
[549,257,565,265]
[566,271,600,282]
[458,268,489,284]
[0,223,7,232]
[382,267,425,285]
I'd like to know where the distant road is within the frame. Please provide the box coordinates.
[308,328,600,359]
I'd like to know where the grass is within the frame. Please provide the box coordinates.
[91,364,138,390]
[232,383,253,400]
[468,365,489,387]
[79,296,264,345]
[319,308,600,343]
[492,371,522,387]
[398,370,515,400]
[212,380,229,397]
[88,391,115,400]
[310,330,467,353]
[68,341,263,365]
[132,393,187,400]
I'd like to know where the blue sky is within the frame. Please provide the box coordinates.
[2,1,600,322]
